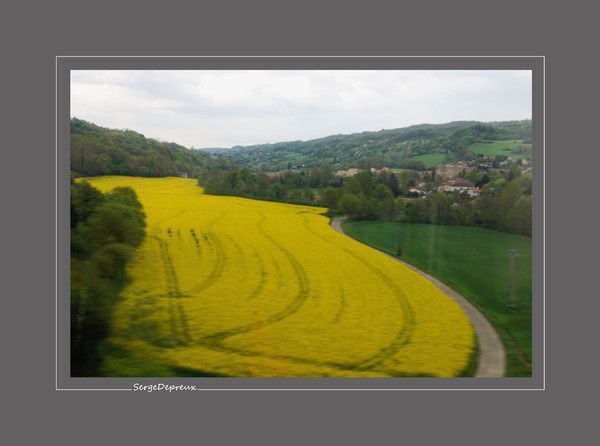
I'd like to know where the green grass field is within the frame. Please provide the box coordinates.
[468,140,531,158]
[342,221,532,376]
[408,152,451,168]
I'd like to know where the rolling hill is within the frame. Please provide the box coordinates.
[71,118,210,178]
[202,120,532,171]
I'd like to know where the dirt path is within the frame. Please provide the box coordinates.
[331,217,506,378]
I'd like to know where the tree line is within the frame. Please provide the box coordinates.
[199,161,532,237]
[198,159,341,205]
[327,170,532,236]
[71,179,146,375]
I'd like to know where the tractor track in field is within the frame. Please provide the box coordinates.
[198,212,311,344]
[331,217,506,378]
[197,213,415,375]
[245,247,268,300]
[222,234,249,284]
[301,215,416,371]
[186,212,227,295]
[332,287,347,324]
[149,235,192,346]
[195,338,401,376]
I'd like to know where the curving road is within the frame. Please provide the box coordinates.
[331,217,506,377]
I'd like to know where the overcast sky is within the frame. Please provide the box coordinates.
[71,70,531,148]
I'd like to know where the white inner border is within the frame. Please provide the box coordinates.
[55,55,545,391]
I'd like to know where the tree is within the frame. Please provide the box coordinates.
[511,196,532,236]
[321,186,340,210]
[397,170,420,194]
[345,171,374,197]
[429,193,454,225]
[404,199,429,223]
[71,181,104,227]
[70,182,146,376]
[476,173,490,188]
[398,159,426,170]
[268,183,287,200]
[388,173,401,196]
[85,200,146,250]
[106,186,143,210]
[302,187,315,202]
[499,180,522,232]
[396,197,406,215]
[339,194,361,219]
[475,192,500,229]
[507,165,521,181]
[375,197,398,221]
[373,184,393,200]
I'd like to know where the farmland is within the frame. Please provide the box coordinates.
[342,221,532,376]
[468,140,531,158]
[407,152,452,168]
[86,176,475,377]
[405,140,531,169]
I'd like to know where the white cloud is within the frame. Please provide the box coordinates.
[71,70,532,148]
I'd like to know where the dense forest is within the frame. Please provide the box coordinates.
[198,159,339,205]
[71,118,209,177]
[71,179,146,375]
[203,120,532,171]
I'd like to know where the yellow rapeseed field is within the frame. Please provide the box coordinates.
[86,176,475,377]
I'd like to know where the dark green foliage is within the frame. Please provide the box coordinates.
[397,159,427,170]
[339,194,361,219]
[475,173,491,187]
[197,159,340,206]
[84,201,145,249]
[71,182,146,376]
[345,171,374,197]
[320,186,341,210]
[70,180,104,227]
[327,167,532,236]
[374,197,399,221]
[392,177,532,236]
[373,184,393,200]
[396,170,421,194]
[71,118,209,177]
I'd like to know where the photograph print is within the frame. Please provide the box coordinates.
[69,69,533,378]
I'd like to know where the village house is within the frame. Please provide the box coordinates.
[466,187,481,198]
[409,181,429,196]
[335,168,360,178]
[435,161,472,180]
[409,188,428,196]
[438,178,480,197]
[369,167,391,175]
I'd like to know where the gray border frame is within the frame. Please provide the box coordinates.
[56,56,544,391]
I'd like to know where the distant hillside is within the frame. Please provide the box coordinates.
[71,118,209,177]
[208,120,531,171]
